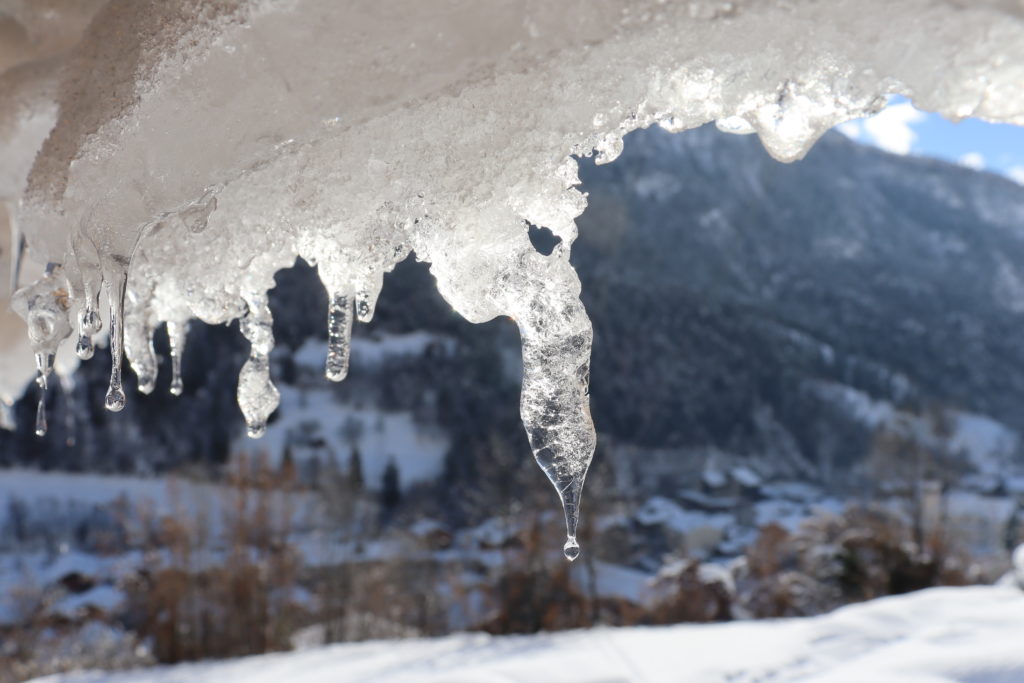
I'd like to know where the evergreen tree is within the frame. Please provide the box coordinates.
[281,447,296,485]
[380,458,401,521]
[348,447,365,491]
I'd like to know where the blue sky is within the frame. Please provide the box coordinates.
[836,96,1024,185]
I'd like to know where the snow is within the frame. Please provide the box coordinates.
[635,497,733,536]
[33,586,1024,683]
[944,491,1019,557]
[51,585,125,618]
[0,469,189,515]
[730,466,762,489]
[753,499,809,533]
[809,380,1022,478]
[233,385,450,491]
[573,561,654,606]
[948,413,1019,476]
[0,549,142,625]
[760,481,824,503]
[291,332,455,372]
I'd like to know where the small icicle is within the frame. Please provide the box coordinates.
[0,396,14,431]
[354,290,373,322]
[76,285,102,361]
[237,293,279,438]
[34,352,53,437]
[166,320,188,396]
[8,208,25,296]
[104,270,128,412]
[354,273,384,323]
[325,292,353,382]
[35,393,47,437]
[124,290,158,395]
[135,324,158,395]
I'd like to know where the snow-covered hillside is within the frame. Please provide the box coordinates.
[33,586,1024,683]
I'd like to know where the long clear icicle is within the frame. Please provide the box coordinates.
[104,269,128,412]
[237,293,279,438]
[325,291,353,382]
[512,250,596,562]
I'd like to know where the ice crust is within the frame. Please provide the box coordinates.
[2,0,1024,556]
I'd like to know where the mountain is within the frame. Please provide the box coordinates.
[576,125,1024,489]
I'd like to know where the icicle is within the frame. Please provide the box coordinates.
[11,266,73,438]
[75,282,102,360]
[104,269,128,412]
[354,273,384,323]
[0,396,13,432]
[167,319,188,396]
[69,234,104,361]
[35,393,47,436]
[512,250,596,562]
[128,321,157,394]
[325,291,353,382]
[237,293,279,438]
[124,288,158,394]
[354,290,374,323]
[34,352,52,437]
[8,203,25,296]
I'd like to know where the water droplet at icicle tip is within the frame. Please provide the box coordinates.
[75,334,94,360]
[138,372,156,395]
[169,372,183,397]
[105,385,126,412]
[563,536,580,562]
[35,397,47,437]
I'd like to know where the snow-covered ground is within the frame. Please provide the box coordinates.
[232,332,454,490]
[32,585,1024,683]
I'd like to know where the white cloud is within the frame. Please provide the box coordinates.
[1009,166,1024,185]
[861,102,927,155]
[958,152,985,170]
[836,120,863,140]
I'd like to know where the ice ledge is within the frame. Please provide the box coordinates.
[1,0,1023,556]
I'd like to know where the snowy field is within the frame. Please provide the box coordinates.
[34,586,1024,683]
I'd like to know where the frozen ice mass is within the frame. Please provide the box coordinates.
[1,0,1023,559]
